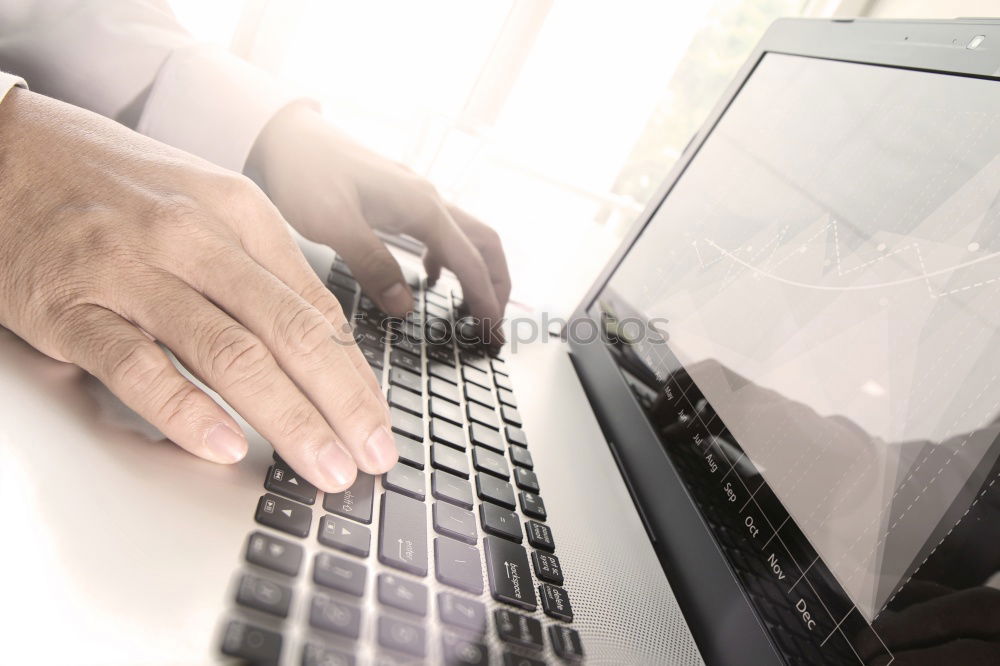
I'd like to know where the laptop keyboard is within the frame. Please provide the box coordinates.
[220,257,584,665]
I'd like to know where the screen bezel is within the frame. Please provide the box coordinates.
[567,17,1000,666]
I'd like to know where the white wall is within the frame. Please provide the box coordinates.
[864,0,1000,18]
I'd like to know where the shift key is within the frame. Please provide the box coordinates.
[379,490,428,576]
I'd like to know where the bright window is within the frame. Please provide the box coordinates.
[170,0,835,312]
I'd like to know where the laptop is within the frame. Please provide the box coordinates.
[3,16,999,665]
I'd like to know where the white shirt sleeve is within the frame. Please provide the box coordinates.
[0,0,306,172]
[0,70,26,104]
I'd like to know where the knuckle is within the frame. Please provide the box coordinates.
[273,399,319,442]
[304,282,345,321]
[204,325,273,387]
[154,381,205,430]
[274,301,331,358]
[337,384,373,422]
[104,339,166,394]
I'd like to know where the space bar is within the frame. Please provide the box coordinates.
[378,490,428,576]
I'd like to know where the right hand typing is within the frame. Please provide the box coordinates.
[0,89,396,491]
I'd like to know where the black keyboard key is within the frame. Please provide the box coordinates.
[330,286,356,317]
[430,397,464,426]
[318,515,371,557]
[377,616,425,657]
[476,473,516,509]
[428,376,460,403]
[361,344,383,369]
[390,349,420,374]
[328,268,356,291]
[432,443,470,478]
[467,402,499,429]
[500,405,522,427]
[391,406,423,441]
[427,342,455,365]
[255,493,312,538]
[428,361,458,384]
[494,608,543,648]
[484,536,535,610]
[505,425,527,448]
[432,470,474,509]
[389,367,422,395]
[236,573,292,618]
[384,463,425,501]
[490,358,507,375]
[302,643,355,666]
[461,351,490,372]
[494,373,513,392]
[438,592,486,633]
[531,551,563,585]
[388,387,422,416]
[323,472,375,524]
[378,490,428,576]
[462,365,490,389]
[264,461,317,505]
[525,520,555,552]
[502,653,543,666]
[430,418,466,450]
[480,503,523,542]
[354,325,384,351]
[221,620,282,665]
[473,447,509,479]
[539,583,573,621]
[549,625,585,661]
[378,573,428,616]
[246,531,303,576]
[464,383,494,408]
[313,552,366,596]
[442,634,488,666]
[497,388,517,408]
[519,492,546,520]
[469,423,503,453]
[435,536,484,594]
[513,467,539,493]
[395,434,425,470]
[509,446,533,470]
[310,594,362,638]
[393,335,421,359]
[433,501,477,544]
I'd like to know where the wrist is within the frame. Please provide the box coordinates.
[245,100,323,194]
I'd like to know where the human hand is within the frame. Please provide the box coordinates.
[247,103,511,337]
[0,89,396,491]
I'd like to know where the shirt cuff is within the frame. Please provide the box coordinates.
[136,46,313,173]
[0,71,27,105]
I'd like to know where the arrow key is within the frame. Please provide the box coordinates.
[255,493,312,538]
[264,460,317,505]
[318,514,371,557]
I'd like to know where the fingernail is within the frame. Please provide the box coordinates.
[365,425,398,472]
[317,442,356,489]
[380,282,413,315]
[204,423,248,463]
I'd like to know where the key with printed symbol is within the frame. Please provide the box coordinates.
[525,520,554,552]
[235,573,293,618]
[435,536,484,594]
[432,443,470,478]
[513,467,539,493]
[432,470,474,509]
[442,634,489,665]
[384,462,425,501]
[323,472,375,524]
[509,446,533,469]
[309,594,362,638]
[378,490,428,576]
[519,491,546,520]
[438,592,486,633]
[480,503,522,542]
[531,551,563,585]
[318,515,371,557]
[245,531,303,576]
[264,460,317,505]
[494,608,543,649]
[378,573,428,616]
[221,620,282,665]
[549,625,584,661]
[539,582,574,621]
[255,493,312,538]
[313,552,367,597]
[476,472,516,509]
[390,349,420,374]
[484,535,536,610]
[473,447,509,480]
[433,501,477,544]
[377,616,426,657]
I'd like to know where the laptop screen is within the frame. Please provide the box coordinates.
[593,52,1000,663]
